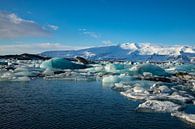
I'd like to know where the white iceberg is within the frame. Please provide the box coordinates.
[15,76,31,81]
[104,63,124,73]
[0,71,16,81]
[171,112,195,124]
[121,85,149,100]
[43,69,55,76]
[102,75,120,85]
[137,100,181,112]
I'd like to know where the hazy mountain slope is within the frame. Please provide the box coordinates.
[41,43,195,62]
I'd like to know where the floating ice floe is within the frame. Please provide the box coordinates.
[137,100,182,113]
[15,76,31,81]
[14,67,39,77]
[0,61,8,65]
[150,85,172,94]
[137,64,170,76]
[43,69,55,76]
[40,58,87,70]
[121,84,150,100]
[104,63,124,73]
[171,112,195,124]
[167,92,194,104]
[102,75,120,85]
[113,83,132,91]
[0,71,31,81]
[0,71,16,80]
[176,64,195,74]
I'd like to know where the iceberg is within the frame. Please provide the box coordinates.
[171,112,195,124]
[0,71,15,81]
[137,64,170,76]
[0,61,8,65]
[40,58,87,70]
[167,92,194,104]
[150,85,172,94]
[102,75,120,85]
[113,83,132,91]
[121,84,150,100]
[104,63,124,73]
[0,71,31,81]
[43,69,55,76]
[176,64,195,73]
[137,100,181,113]
[15,76,30,81]
[14,67,39,77]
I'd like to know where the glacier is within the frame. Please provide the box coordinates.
[40,42,195,63]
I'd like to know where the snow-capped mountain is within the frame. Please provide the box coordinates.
[40,43,195,62]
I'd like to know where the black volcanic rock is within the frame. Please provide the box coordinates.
[75,56,89,64]
[0,53,50,60]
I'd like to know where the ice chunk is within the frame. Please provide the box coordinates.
[151,85,172,94]
[113,83,131,91]
[43,69,55,76]
[14,67,38,77]
[171,112,195,124]
[119,74,134,83]
[137,100,181,112]
[133,85,145,93]
[121,84,149,100]
[137,64,170,76]
[104,63,124,73]
[40,58,87,70]
[121,91,149,100]
[0,71,15,80]
[15,76,30,81]
[102,75,120,85]
[143,72,153,77]
[176,64,195,73]
[0,61,8,65]
[14,67,29,72]
[94,66,104,72]
[167,92,194,104]
[14,71,33,77]
[85,64,104,73]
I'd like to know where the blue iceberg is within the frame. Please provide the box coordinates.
[137,64,170,76]
[176,64,195,73]
[40,58,87,70]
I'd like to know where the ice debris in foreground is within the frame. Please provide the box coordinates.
[137,100,182,113]
[172,112,195,124]
[1,57,195,125]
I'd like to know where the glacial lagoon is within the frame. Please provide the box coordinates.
[0,58,195,129]
[0,79,195,129]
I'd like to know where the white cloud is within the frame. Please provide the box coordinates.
[102,40,112,45]
[0,12,50,38]
[83,31,100,38]
[0,43,86,55]
[79,28,100,38]
[47,24,59,30]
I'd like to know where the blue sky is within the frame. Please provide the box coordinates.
[0,0,195,54]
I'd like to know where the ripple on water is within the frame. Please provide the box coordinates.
[0,79,195,129]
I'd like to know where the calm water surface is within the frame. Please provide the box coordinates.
[0,79,195,129]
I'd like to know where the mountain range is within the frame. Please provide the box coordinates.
[40,43,195,62]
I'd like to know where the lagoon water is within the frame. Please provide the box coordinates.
[0,79,195,129]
